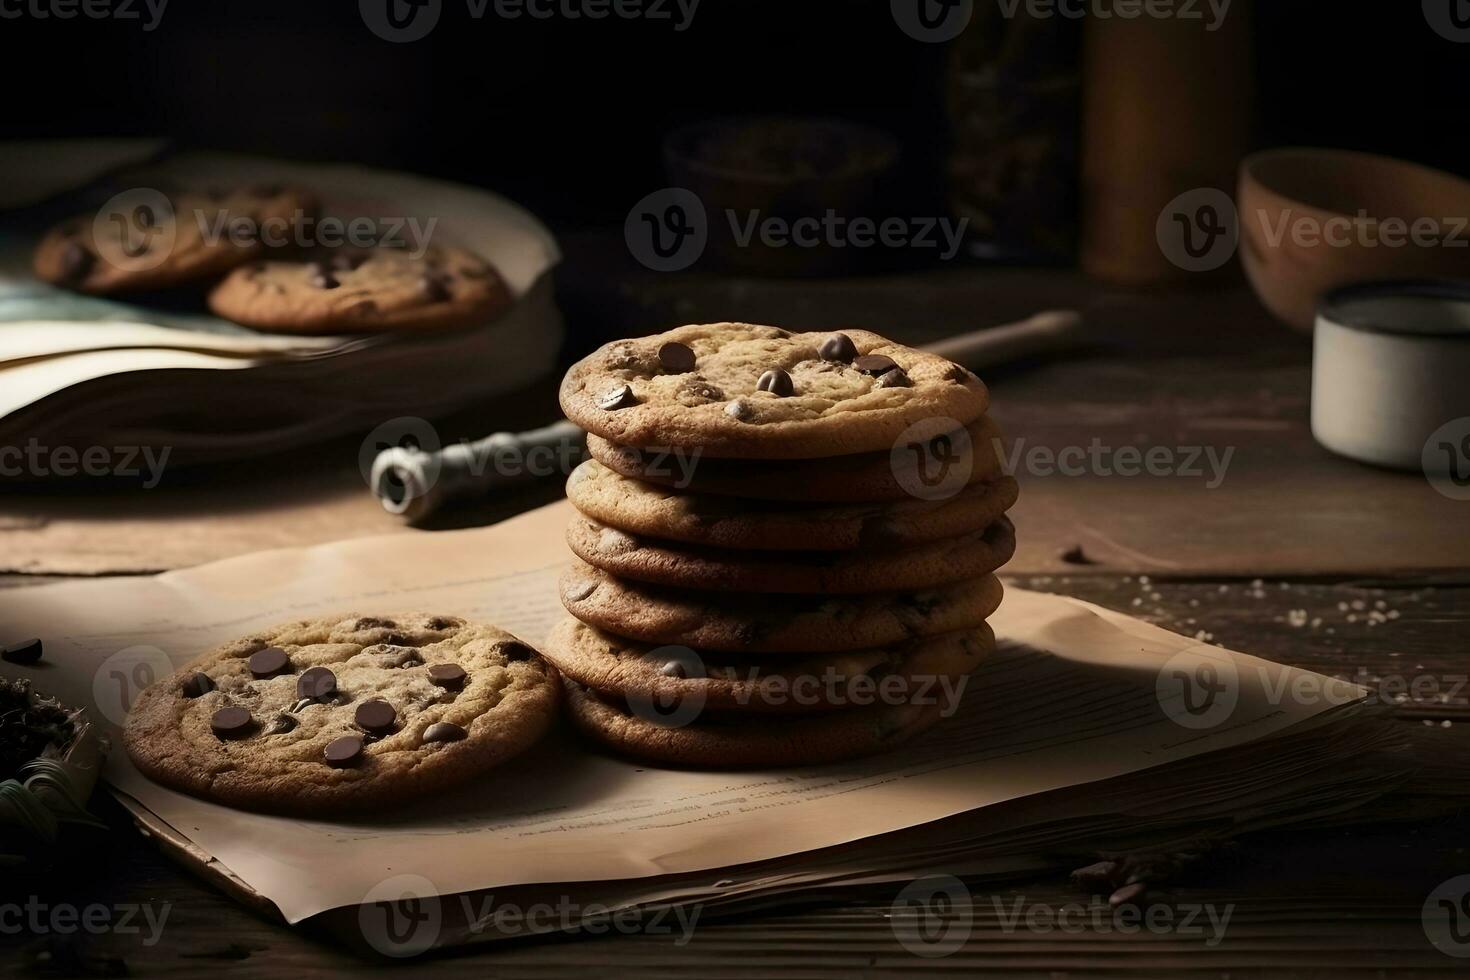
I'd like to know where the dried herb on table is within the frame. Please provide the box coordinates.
[0,678,78,783]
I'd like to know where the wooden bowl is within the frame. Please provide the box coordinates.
[1238,148,1470,330]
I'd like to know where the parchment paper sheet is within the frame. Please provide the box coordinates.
[0,500,1363,923]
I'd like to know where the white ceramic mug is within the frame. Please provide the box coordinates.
[1312,281,1470,471]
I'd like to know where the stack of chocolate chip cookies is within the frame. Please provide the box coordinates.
[548,323,1018,768]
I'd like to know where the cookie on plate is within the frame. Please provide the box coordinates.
[567,459,1018,551]
[559,324,989,459]
[584,414,1007,503]
[559,561,1004,653]
[563,680,948,767]
[545,617,992,715]
[566,514,1016,594]
[124,613,559,815]
[34,185,317,295]
[207,245,512,334]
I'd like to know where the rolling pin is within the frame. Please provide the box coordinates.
[371,310,1083,522]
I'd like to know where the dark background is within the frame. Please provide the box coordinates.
[2,0,1464,232]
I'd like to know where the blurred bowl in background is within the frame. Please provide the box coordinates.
[663,117,899,276]
[1239,148,1470,331]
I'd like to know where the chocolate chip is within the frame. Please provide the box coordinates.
[181,671,215,698]
[819,333,858,362]
[354,617,396,630]
[565,579,597,602]
[427,616,459,630]
[660,660,686,679]
[309,271,340,289]
[756,368,794,397]
[725,399,753,421]
[944,363,972,383]
[264,713,298,735]
[658,341,696,373]
[875,367,911,388]
[428,664,466,688]
[501,642,533,663]
[423,722,466,744]
[355,699,397,734]
[59,242,94,283]
[297,666,337,700]
[419,274,451,302]
[324,735,364,767]
[1059,544,1096,565]
[598,385,637,411]
[249,647,290,678]
[854,354,897,375]
[210,706,253,739]
[1,638,42,666]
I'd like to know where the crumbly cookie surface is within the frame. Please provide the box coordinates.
[559,560,1004,653]
[560,324,989,459]
[566,515,1016,594]
[567,459,1018,551]
[584,415,1006,502]
[207,244,511,333]
[545,618,992,715]
[124,613,558,815]
[34,185,317,294]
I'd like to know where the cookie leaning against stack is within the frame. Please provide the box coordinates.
[549,322,1018,768]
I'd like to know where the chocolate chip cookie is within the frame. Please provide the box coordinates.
[560,324,989,459]
[567,459,1018,551]
[34,185,317,295]
[566,514,1016,594]
[563,680,949,768]
[124,613,559,815]
[207,245,512,334]
[545,617,992,716]
[560,560,1004,653]
[585,414,1007,502]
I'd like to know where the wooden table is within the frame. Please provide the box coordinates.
[3,259,1468,976]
